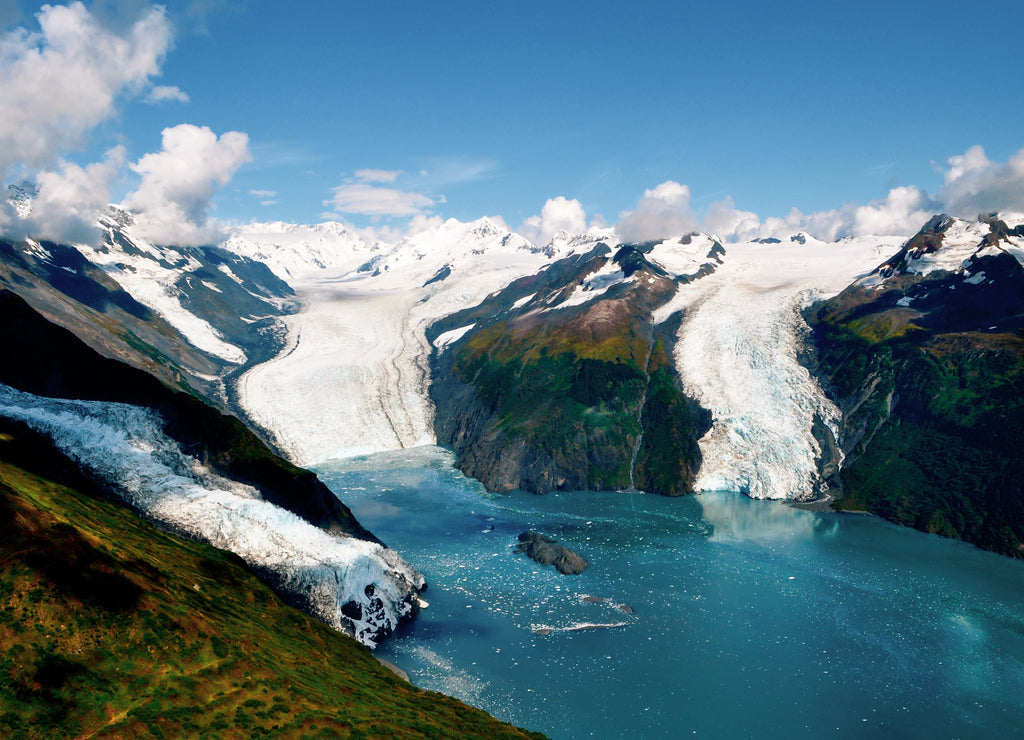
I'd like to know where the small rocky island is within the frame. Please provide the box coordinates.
[514,531,589,575]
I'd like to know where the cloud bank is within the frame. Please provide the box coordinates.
[938,145,1024,218]
[325,170,436,219]
[0,3,246,246]
[616,181,698,243]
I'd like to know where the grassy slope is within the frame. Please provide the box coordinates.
[454,315,649,490]
[0,419,546,740]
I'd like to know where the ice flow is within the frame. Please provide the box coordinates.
[0,384,425,647]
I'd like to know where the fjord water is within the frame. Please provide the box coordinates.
[317,448,1024,739]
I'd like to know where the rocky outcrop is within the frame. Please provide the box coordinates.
[514,532,589,575]
[805,215,1024,557]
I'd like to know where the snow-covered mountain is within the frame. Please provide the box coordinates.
[803,213,1024,555]
[3,204,1023,561]
[231,217,605,464]
[428,230,905,499]
[223,220,379,282]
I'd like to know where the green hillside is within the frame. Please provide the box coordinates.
[0,418,546,740]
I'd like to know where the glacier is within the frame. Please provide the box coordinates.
[229,219,909,500]
[0,383,425,647]
[659,235,903,499]
[234,218,605,466]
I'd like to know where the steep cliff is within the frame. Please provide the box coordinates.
[0,288,368,538]
[806,215,1024,556]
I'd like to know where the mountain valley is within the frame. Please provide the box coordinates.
[2,191,1024,736]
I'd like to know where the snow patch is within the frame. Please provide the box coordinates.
[511,293,535,310]
[237,217,588,466]
[647,234,718,278]
[544,259,631,312]
[434,324,476,349]
[73,217,247,364]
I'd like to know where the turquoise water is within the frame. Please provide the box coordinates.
[316,448,1024,739]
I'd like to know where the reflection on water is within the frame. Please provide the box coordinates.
[317,448,1024,740]
[696,490,840,542]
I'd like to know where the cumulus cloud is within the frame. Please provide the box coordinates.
[343,213,446,245]
[937,145,1024,218]
[144,84,189,104]
[0,2,173,177]
[123,124,251,245]
[613,179,937,244]
[616,181,698,243]
[851,185,936,236]
[749,186,935,243]
[518,196,589,245]
[27,145,126,243]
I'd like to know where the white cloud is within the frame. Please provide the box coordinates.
[937,144,1024,218]
[419,157,497,186]
[354,168,400,183]
[613,179,936,245]
[249,188,278,206]
[326,183,434,217]
[616,180,697,243]
[124,124,251,246]
[145,84,189,104]
[0,2,172,177]
[342,213,446,245]
[748,186,935,242]
[851,185,935,237]
[700,196,761,241]
[28,145,126,243]
[518,196,589,245]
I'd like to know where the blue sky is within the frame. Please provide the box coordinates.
[3,0,1024,244]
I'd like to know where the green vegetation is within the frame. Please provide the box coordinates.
[450,299,707,494]
[811,305,1024,557]
[633,339,709,496]
[0,419,547,739]
[456,336,646,490]
[0,288,372,539]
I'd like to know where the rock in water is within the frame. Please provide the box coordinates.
[515,531,589,575]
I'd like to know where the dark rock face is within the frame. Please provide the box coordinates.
[0,289,376,542]
[515,531,588,575]
[430,245,709,496]
[804,215,1024,557]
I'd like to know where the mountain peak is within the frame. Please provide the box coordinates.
[6,182,37,218]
